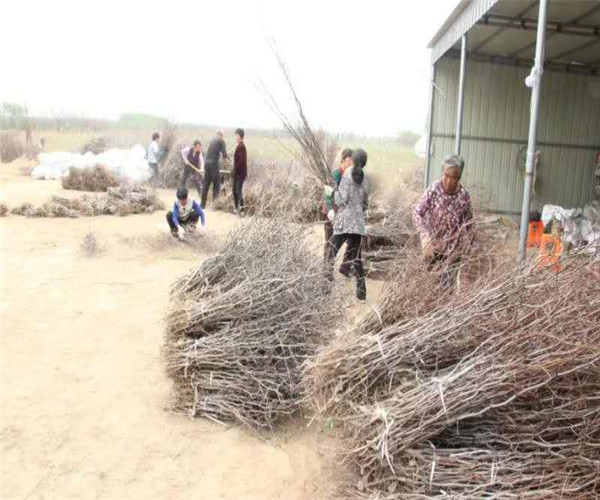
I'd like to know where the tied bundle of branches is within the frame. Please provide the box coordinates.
[62,165,120,192]
[157,140,186,188]
[258,40,334,184]
[163,216,346,430]
[11,185,164,218]
[364,203,417,280]
[212,162,322,223]
[81,137,109,155]
[305,257,600,498]
[0,203,8,217]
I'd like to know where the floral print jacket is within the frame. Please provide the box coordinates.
[413,180,473,254]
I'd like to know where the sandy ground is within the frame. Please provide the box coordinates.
[1,160,382,500]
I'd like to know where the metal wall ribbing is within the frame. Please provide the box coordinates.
[429,57,600,213]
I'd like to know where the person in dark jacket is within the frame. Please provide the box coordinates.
[233,128,247,214]
[166,187,206,241]
[325,149,369,302]
[179,140,205,199]
[201,130,229,208]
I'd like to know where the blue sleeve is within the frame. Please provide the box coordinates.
[172,202,180,227]
[192,201,205,226]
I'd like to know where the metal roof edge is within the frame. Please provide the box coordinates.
[427,0,471,48]
[428,0,499,63]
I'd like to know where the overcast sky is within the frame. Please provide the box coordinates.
[0,0,456,136]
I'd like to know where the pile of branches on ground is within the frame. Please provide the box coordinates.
[163,216,346,431]
[364,202,416,279]
[11,185,164,218]
[305,256,600,498]
[212,165,321,223]
[81,137,109,155]
[157,140,186,188]
[62,165,120,192]
[0,203,8,217]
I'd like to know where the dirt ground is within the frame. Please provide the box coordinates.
[1,160,382,500]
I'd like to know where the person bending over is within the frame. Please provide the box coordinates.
[180,140,205,199]
[166,187,206,241]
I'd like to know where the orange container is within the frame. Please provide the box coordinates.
[538,233,562,272]
[527,221,544,248]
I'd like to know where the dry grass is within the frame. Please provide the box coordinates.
[0,132,24,163]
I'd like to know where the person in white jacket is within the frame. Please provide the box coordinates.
[147,132,162,185]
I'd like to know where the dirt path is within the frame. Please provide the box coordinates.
[1,161,380,500]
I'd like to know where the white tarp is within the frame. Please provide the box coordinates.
[32,145,151,183]
[542,202,600,251]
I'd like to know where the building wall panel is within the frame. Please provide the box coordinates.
[429,57,600,214]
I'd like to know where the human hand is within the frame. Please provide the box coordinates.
[327,209,335,222]
[421,234,434,258]
[177,226,186,240]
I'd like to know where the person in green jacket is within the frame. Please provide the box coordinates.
[323,148,354,276]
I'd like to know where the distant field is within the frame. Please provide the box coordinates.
[8,128,424,196]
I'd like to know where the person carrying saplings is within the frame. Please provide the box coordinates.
[323,148,354,275]
[166,187,206,241]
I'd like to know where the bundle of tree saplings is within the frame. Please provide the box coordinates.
[11,185,164,218]
[212,170,321,223]
[62,165,120,192]
[305,256,600,498]
[163,216,346,431]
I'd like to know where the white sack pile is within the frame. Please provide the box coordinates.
[32,145,151,183]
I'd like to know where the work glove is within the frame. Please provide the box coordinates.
[177,226,186,240]
[324,185,334,197]
[327,209,335,222]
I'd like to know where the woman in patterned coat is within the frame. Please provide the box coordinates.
[324,148,369,302]
[413,155,473,287]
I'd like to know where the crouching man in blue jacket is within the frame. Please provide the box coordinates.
[166,187,206,240]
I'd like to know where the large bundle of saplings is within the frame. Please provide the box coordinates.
[11,185,164,218]
[305,256,600,498]
[62,165,120,192]
[212,168,322,223]
[163,216,346,430]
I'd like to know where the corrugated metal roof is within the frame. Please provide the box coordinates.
[429,0,600,70]
[428,0,499,63]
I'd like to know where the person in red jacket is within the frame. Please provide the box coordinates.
[233,128,247,214]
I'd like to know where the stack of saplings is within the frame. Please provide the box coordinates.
[62,165,120,192]
[304,256,600,498]
[163,216,346,430]
[11,185,164,218]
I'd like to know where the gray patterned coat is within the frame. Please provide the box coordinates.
[333,167,368,236]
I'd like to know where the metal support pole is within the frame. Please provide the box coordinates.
[518,0,548,262]
[455,35,467,155]
[424,63,437,188]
